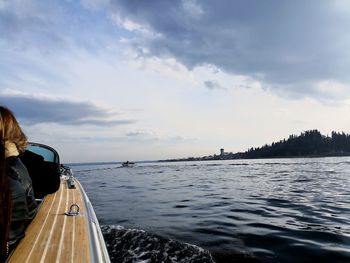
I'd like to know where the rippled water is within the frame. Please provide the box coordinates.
[72,158,350,263]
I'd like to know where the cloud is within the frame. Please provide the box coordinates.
[125,129,196,143]
[106,0,350,99]
[2,1,350,101]
[0,93,134,126]
[0,0,121,53]
[0,1,66,50]
[204,80,226,91]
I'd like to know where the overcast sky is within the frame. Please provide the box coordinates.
[1,0,350,162]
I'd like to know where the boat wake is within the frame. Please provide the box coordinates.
[101,225,215,263]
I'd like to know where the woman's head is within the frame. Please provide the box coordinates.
[0,106,27,153]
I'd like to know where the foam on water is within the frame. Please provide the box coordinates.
[101,225,215,263]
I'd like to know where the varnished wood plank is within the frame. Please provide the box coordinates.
[42,182,70,263]
[72,183,90,262]
[57,184,74,263]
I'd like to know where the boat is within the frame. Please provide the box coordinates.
[121,161,135,167]
[7,142,111,263]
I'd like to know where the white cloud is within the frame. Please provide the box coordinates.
[128,55,193,81]
[313,80,347,97]
[110,13,161,39]
[182,0,205,18]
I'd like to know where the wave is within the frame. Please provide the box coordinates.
[101,225,215,263]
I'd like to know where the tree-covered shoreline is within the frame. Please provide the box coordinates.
[161,130,350,162]
[241,130,350,159]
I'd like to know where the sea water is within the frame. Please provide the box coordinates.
[72,157,350,263]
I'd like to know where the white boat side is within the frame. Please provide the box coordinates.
[76,179,111,263]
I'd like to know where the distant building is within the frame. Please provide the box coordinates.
[220,148,224,156]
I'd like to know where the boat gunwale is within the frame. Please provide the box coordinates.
[75,179,111,263]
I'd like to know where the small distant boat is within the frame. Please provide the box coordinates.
[122,161,135,167]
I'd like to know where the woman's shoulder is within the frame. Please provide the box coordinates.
[6,156,27,169]
[6,156,30,183]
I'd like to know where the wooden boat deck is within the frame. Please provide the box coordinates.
[8,178,90,263]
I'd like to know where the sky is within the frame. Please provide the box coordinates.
[1,0,350,163]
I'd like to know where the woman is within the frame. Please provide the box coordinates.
[0,106,37,261]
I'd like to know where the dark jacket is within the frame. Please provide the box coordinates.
[20,150,60,199]
[6,156,37,246]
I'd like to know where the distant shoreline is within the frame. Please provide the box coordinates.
[159,152,350,163]
[65,152,350,166]
[161,130,350,163]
